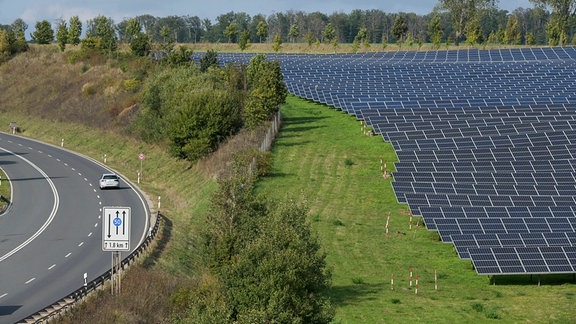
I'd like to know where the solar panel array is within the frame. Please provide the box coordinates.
[202,47,576,275]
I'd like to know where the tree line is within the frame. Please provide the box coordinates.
[2,0,576,57]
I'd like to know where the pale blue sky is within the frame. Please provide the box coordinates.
[1,0,534,27]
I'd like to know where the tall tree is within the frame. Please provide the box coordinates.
[321,22,336,43]
[125,18,142,42]
[68,16,82,45]
[429,14,444,48]
[55,19,68,51]
[530,0,576,45]
[465,17,483,45]
[126,18,150,56]
[505,14,523,44]
[159,25,175,54]
[256,20,268,43]
[392,14,408,43]
[86,15,117,52]
[184,15,204,43]
[11,18,28,52]
[288,23,300,43]
[224,22,239,43]
[31,20,54,44]
[238,30,251,50]
[438,0,499,44]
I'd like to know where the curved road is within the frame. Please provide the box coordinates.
[0,132,150,323]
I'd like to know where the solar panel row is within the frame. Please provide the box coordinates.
[205,47,576,275]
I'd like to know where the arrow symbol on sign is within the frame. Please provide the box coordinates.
[122,210,126,235]
[116,211,120,235]
[107,213,111,238]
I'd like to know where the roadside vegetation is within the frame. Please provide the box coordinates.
[0,42,336,322]
[0,169,10,212]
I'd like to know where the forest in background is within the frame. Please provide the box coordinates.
[2,0,576,53]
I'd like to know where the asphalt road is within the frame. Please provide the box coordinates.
[0,132,150,323]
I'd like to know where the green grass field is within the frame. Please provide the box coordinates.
[1,93,575,323]
[256,96,576,323]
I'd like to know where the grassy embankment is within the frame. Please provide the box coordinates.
[0,168,9,211]
[0,45,575,323]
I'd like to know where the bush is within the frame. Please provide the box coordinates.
[123,78,141,93]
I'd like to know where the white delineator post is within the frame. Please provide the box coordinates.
[385,212,390,235]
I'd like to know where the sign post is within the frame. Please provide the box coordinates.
[102,207,131,295]
[138,153,145,184]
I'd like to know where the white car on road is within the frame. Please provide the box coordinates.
[99,173,120,189]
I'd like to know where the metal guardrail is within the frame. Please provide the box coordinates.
[18,211,162,323]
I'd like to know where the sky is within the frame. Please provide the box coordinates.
[1,0,535,28]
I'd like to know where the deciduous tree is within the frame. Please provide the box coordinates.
[289,23,300,43]
[505,14,522,44]
[438,0,498,44]
[239,30,251,51]
[321,23,336,43]
[256,20,268,43]
[392,14,408,43]
[11,18,28,52]
[530,0,576,45]
[429,14,444,49]
[224,22,239,43]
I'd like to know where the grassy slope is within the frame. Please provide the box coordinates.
[257,96,576,323]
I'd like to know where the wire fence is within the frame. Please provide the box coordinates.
[249,109,282,175]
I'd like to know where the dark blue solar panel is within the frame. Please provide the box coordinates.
[208,48,576,275]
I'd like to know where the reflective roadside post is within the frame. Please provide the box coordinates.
[138,153,145,183]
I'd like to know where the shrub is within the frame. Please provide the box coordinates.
[123,78,141,93]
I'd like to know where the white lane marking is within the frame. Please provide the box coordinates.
[0,147,60,263]
[64,163,68,166]
[71,167,76,171]
[25,278,36,284]
[0,293,7,299]
[88,232,93,237]
[65,253,71,258]
[48,264,56,270]
[78,242,84,247]
[94,223,99,227]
